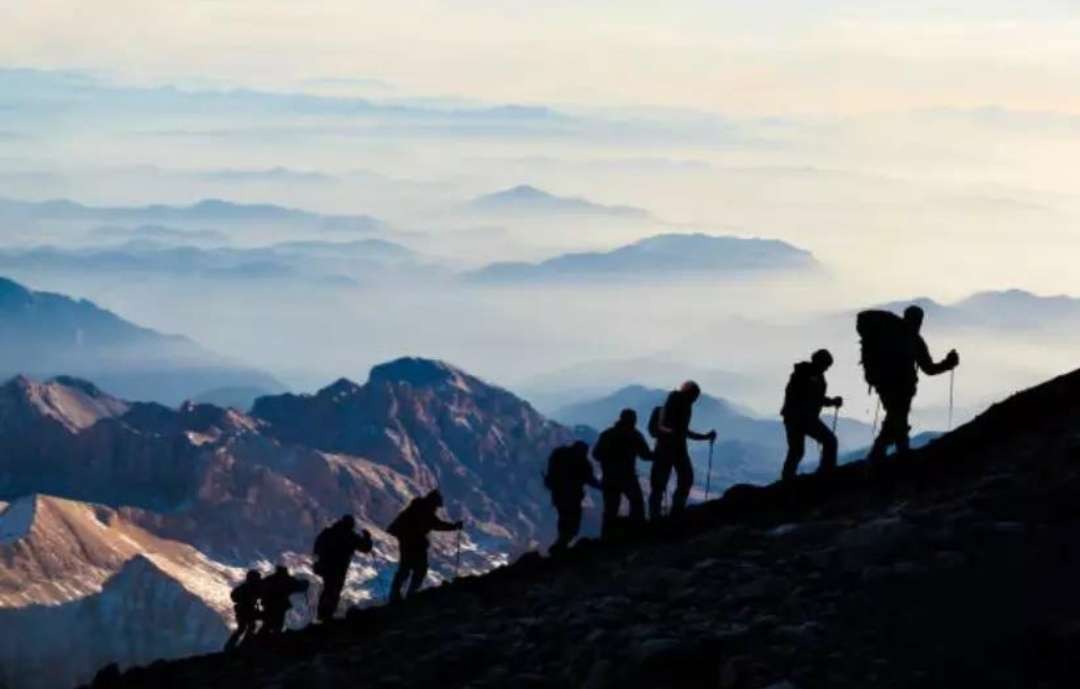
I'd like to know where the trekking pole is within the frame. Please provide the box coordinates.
[947,369,956,432]
[455,526,462,579]
[831,406,840,434]
[871,397,881,440]
[704,438,715,502]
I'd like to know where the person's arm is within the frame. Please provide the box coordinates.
[431,513,463,531]
[915,337,959,376]
[353,530,374,553]
[635,432,654,461]
[582,457,601,489]
[688,429,717,442]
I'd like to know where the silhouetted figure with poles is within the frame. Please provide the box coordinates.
[545,441,601,554]
[592,409,651,538]
[224,569,262,651]
[313,514,373,622]
[648,381,716,520]
[781,349,843,481]
[858,304,959,462]
[387,490,463,602]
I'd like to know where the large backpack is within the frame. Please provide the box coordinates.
[543,446,572,491]
[856,310,909,393]
[387,502,415,539]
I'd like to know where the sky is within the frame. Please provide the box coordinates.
[6,1,1080,114]
[2,1,1080,421]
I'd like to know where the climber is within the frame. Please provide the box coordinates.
[857,304,959,462]
[780,349,843,481]
[224,569,262,651]
[648,381,716,520]
[313,514,374,622]
[387,490,463,602]
[592,409,652,538]
[257,565,309,636]
[545,440,601,553]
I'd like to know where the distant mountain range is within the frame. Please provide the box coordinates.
[0,358,576,688]
[0,276,283,405]
[0,239,421,284]
[0,197,383,234]
[874,289,1080,331]
[468,185,652,219]
[467,233,817,282]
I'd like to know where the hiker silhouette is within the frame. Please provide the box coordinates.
[313,514,373,622]
[648,381,716,520]
[858,305,959,462]
[386,490,463,602]
[544,440,601,553]
[781,349,843,481]
[592,409,651,538]
[257,565,309,636]
[224,569,262,651]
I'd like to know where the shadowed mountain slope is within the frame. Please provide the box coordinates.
[0,276,283,405]
[80,365,1080,689]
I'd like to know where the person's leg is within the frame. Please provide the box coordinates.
[782,422,806,480]
[625,476,646,526]
[551,501,571,553]
[224,615,247,651]
[317,570,345,622]
[648,457,673,521]
[566,502,582,543]
[805,418,838,474]
[893,394,913,457]
[869,392,898,462]
[601,479,620,539]
[390,545,411,602]
[671,450,694,517]
[406,549,428,597]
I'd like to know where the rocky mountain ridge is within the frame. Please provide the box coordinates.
[0,359,576,689]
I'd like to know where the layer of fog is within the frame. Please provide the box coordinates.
[3,69,1080,438]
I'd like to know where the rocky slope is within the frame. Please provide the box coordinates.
[81,365,1080,689]
[0,495,235,689]
[0,360,576,689]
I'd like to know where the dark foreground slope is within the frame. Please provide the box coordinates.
[85,367,1080,689]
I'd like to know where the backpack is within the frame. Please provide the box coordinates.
[311,529,330,578]
[646,406,663,439]
[856,310,908,393]
[543,446,570,491]
[386,509,406,538]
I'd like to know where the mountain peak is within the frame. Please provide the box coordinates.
[1,375,129,432]
[369,357,473,391]
[469,185,650,218]
[317,377,364,400]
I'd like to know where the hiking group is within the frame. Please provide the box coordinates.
[543,303,958,551]
[225,304,958,645]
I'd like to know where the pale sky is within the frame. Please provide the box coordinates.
[5,1,1080,115]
